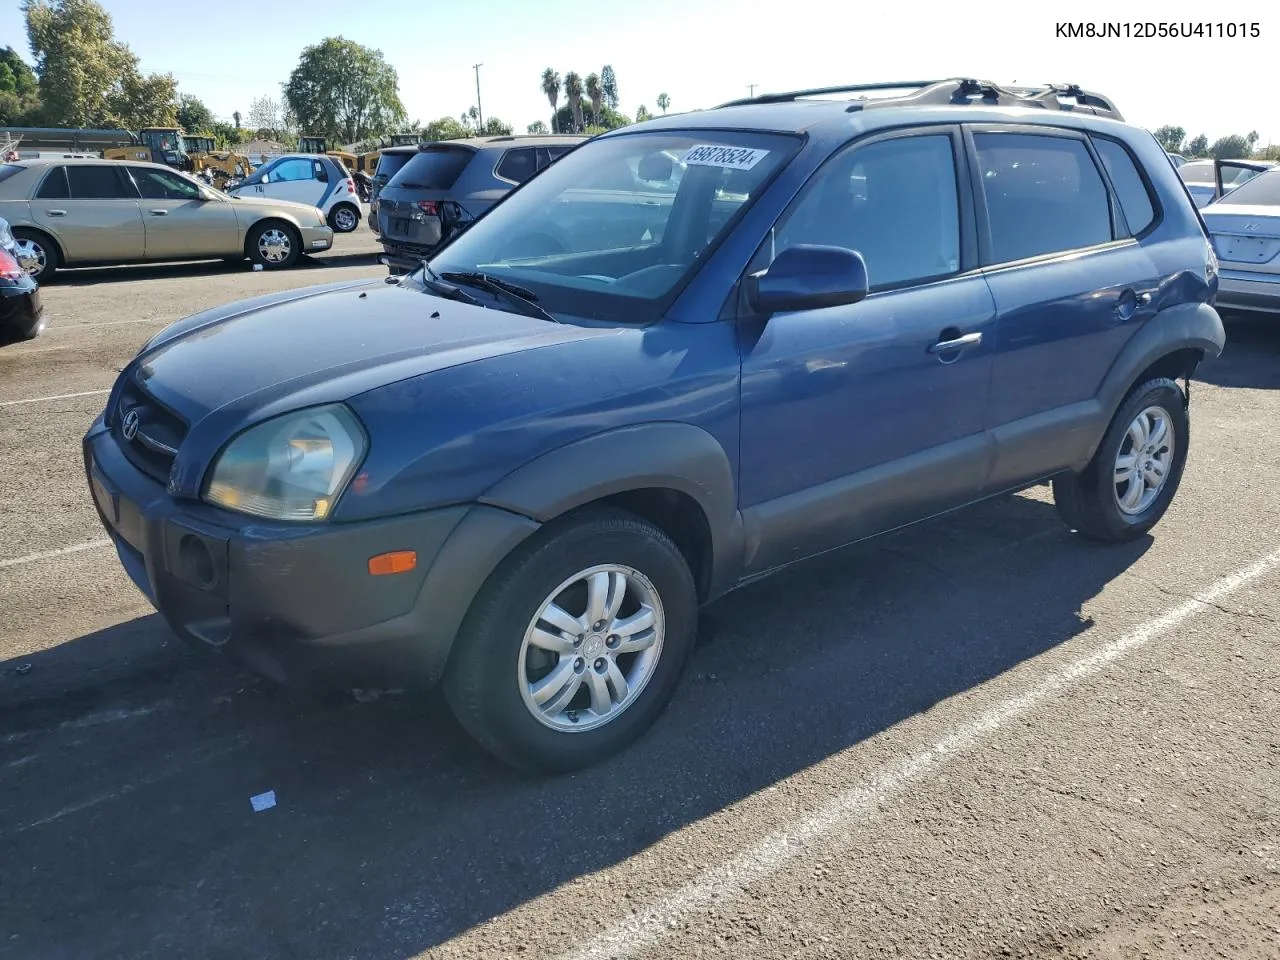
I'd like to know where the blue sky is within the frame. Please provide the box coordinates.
[2,0,1275,146]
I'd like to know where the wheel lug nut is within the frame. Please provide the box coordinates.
[573,636,582,647]
[594,658,606,671]
[606,635,619,648]
[574,657,584,671]
[593,621,605,631]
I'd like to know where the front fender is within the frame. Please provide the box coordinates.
[478,422,744,597]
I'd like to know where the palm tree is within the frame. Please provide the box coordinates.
[541,68,560,133]
[585,73,603,128]
[635,105,651,122]
[656,92,671,114]
[563,72,584,133]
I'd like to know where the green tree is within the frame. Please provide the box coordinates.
[656,92,670,114]
[601,65,619,110]
[555,100,628,134]
[585,72,603,127]
[23,0,175,127]
[540,67,560,133]
[563,72,584,132]
[247,95,285,139]
[423,116,471,141]
[1209,132,1259,160]
[527,120,549,135]
[0,46,41,123]
[177,94,215,133]
[283,36,406,143]
[478,116,512,136]
[1255,143,1280,162]
[1153,125,1185,154]
[635,104,651,122]
[1185,133,1209,158]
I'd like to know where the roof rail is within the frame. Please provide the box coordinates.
[716,78,1123,120]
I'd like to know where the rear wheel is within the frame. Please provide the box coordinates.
[443,508,698,774]
[12,229,58,284]
[328,203,360,233]
[1053,377,1189,541]
[247,221,300,270]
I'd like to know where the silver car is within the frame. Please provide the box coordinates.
[1202,165,1280,316]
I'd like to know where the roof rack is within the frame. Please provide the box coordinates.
[716,78,1123,120]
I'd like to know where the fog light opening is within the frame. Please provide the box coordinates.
[179,534,216,589]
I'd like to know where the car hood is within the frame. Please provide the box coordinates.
[128,278,614,438]
[223,193,326,220]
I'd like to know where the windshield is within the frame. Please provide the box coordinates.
[427,130,799,322]
[1214,169,1280,206]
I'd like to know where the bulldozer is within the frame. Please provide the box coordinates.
[187,135,253,187]
[102,127,195,171]
[297,135,358,172]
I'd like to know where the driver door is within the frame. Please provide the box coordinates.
[125,166,238,258]
[736,128,996,576]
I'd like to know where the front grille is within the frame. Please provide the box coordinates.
[113,379,188,484]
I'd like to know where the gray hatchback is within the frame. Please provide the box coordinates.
[376,134,585,272]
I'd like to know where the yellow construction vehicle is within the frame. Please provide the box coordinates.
[187,135,254,186]
[102,127,195,171]
[298,135,358,172]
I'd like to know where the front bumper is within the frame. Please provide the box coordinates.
[0,281,44,338]
[1216,273,1280,316]
[300,224,335,253]
[82,416,538,690]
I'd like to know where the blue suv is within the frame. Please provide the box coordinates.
[84,79,1225,773]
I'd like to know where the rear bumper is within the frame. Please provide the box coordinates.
[83,415,541,690]
[0,281,44,338]
[300,224,335,253]
[1216,273,1280,315]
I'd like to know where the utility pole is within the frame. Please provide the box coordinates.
[748,83,757,97]
[473,63,484,131]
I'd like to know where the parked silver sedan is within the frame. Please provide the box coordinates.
[1202,166,1280,316]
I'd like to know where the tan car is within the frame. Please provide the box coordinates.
[0,158,334,283]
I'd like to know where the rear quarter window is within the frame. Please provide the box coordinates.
[1091,136,1157,235]
[0,163,25,186]
[388,148,474,190]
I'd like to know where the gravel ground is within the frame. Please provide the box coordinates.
[1,234,1278,960]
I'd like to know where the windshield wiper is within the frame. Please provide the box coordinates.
[416,260,482,306]
[440,271,560,323]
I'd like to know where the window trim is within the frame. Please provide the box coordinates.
[735,123,980,314]
[1088,133,1164,241]
[962,123,1129,271]
[62,164,140,201]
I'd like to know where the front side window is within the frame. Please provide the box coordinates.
[130,167,202,201]
[66,165,133,200]
[271,159,314,183]
[427,130,799,322]
[974,132,1113,263]
[771,133,961,289]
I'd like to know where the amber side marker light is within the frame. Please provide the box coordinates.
[368,551,417,576]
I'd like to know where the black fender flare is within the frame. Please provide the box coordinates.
[1084,300,1225,460]
[479,422,744,597]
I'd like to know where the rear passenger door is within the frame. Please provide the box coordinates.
[968,126,1164,491]
[32,164,145,263]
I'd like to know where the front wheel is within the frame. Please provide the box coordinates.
[328,203,360,233]
[1053,377,1190,541]
[443,508,698,774]
[246,221,300,270]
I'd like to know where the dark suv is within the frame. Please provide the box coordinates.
[85,79,1224,774]
[375,134,584,271]
[366,145,417,237]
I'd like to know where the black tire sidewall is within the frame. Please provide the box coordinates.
[447,514,697,773]
[1088,380,1189,537]
[247,222,300,269]
[329,204,359,233]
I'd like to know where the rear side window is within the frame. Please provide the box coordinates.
[66,165,133,199]
[495,147,538,184]
[974,133,1113,263]
[389,148,473,190]
[35,167,69,199]
[1092,137,1156,235]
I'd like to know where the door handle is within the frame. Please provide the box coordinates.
[45,209,67,217]
[928,331,983,355]
[149,209,168,216]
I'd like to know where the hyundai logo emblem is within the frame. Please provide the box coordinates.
[121,409,140,441]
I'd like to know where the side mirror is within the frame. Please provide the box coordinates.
[260,173,270,184]
[745,244,870,314]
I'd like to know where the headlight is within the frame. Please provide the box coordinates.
[204,404,366,521]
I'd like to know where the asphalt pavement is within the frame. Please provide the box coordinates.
[1,233,1278,960]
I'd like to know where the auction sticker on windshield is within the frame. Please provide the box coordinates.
[682,145,770,169]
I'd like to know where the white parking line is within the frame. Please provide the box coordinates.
[0,539,111,570]
[559,546,1280,960]
[0,389,110,408]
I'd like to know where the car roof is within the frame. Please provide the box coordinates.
[5,157,179,171]
[422,135,587,152]
[598,78,1130,140]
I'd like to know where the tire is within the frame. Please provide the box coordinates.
[328,203,360,233]
[1052,377,1189,542]
[12,229,58,284]
[443,507,698,774]
[246,221,300,270]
